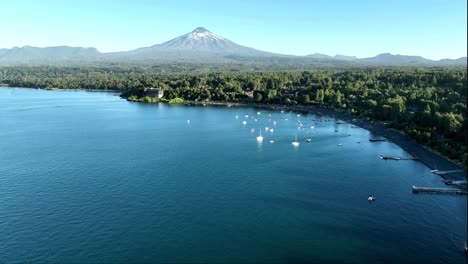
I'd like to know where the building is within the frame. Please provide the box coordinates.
[145,87,164,99]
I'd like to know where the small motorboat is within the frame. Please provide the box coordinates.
[443,180,453,185]
[242,121,247,125]
[368,195,376,202]
[306,138,311,143]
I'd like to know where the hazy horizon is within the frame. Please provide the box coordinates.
[1,0,467,60]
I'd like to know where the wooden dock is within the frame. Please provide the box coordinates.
[412,186,467,195]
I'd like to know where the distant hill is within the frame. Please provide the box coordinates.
[0,28,466,66]
[438,57,467,65]
[307,53,358,61]
[334,54,358,61]
[306,53,333,59]
[360,53,432,64]
[0,46,101,64]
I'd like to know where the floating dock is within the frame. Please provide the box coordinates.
[369,139,387,142]
[380,155,418,160]
[432,170,464,175]
[412,186,467,195]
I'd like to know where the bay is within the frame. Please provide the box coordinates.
[0,88,466,263]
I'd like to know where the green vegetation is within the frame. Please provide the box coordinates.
[127,95,158,103]
[169,98,184,104]
[0,65,466,167]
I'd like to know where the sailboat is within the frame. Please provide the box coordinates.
[292,135,300,147]
[256,129,264,142]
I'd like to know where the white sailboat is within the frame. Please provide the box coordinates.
[292,135,300,147]
[242,120,247,125]
[256,129,264,142]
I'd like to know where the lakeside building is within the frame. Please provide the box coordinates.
[144,87,164,99]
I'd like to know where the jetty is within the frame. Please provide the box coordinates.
[432,170,464,175]
[412,186,467,195]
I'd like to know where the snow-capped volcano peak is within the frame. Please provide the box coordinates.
[192,27,209,33]
[132,26,271,57]
[150,27,243,51]
[186,27,225,41]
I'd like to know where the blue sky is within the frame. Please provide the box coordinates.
[1,0,466,59]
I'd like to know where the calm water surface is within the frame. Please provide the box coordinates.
[0,88,466,263]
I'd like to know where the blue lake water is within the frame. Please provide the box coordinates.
[0,88,466,263]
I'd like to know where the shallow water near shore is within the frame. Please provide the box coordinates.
[0,88,466,263]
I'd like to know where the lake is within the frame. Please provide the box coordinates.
[0,88,466,263]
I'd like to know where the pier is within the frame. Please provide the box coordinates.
[412,186,467,195]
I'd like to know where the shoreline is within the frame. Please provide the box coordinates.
[3,87,465,181]
[185,100,466,181]
[0,86,121,93]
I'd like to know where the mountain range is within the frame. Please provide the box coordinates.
[0,27,466,66]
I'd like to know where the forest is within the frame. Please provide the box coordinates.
[0,64,466,167]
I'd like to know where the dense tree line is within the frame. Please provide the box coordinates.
[0,65,466,167]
